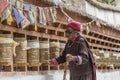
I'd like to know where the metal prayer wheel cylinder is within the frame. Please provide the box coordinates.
[0,34,12,38]
[14,38,27,64]
[0,43,13,64]
[60,43,65,55]
[0,34,13,65]
[50,42,60,59]
[39,41,49,62]
[27,40,40,65]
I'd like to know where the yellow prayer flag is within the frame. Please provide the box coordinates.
[16,0,23,10]
[34,7,37,31]
[6,15,13,25]
[52,7,57,18]
[34,11,37,31]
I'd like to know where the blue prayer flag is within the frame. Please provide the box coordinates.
[53,0,59,7]
[12,6,24,27]
[24,2,30,11]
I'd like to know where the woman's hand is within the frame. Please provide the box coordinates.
[66,54,73,62]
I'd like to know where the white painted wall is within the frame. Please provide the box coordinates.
[116,0,120,7]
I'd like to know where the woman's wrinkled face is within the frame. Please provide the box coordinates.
[65,27,76,40]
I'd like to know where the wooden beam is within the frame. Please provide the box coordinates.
[84,35,120,46]
[89,43,120,51]
[91,30,120,42]
[0,24,67,41]
[38,24,65,32]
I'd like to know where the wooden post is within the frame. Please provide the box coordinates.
[48,38,50,70]
[57,40,60,70]
[25,34,28,72]
[11,32,14,72]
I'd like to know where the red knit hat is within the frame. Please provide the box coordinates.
[67,21,81,31]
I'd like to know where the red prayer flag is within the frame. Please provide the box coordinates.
[46,8,52,22]
[0,0,10,17]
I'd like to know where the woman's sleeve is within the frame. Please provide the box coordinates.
[52,43,67,65]
[75,39,89,65]
[55,48,67,64]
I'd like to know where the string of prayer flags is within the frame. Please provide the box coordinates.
[38,7,57,25]
[1,0,58,30]
[0,0,10,17]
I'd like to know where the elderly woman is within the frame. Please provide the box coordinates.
[51,21,96,80]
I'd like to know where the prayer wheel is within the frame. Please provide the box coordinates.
[27,40,40,65]
[39,41,49,62]
[60,42,65,55]
[14,38,27,65]
[0,34,13,65]
[50,42,60,59]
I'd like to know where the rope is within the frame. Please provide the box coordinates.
[59,6,74,22]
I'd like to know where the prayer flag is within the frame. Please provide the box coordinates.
[21,17,30,29]
[0,0,10,17]
[50,7,56,23]
[7,14,13,25]
[38,7,43,24]
[1,7,11,22]
[24,2,30,11]
[28,11,34,24]
[16,0,23,9]
[12,6,24,27]
[53,0,59,7]
[46,8,52,22]
[42,8,47,25]
[18,9,30,29]
[9,0,16,6]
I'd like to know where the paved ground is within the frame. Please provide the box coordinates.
[0,70,120,80]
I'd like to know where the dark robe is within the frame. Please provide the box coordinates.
[56,35,96,80]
